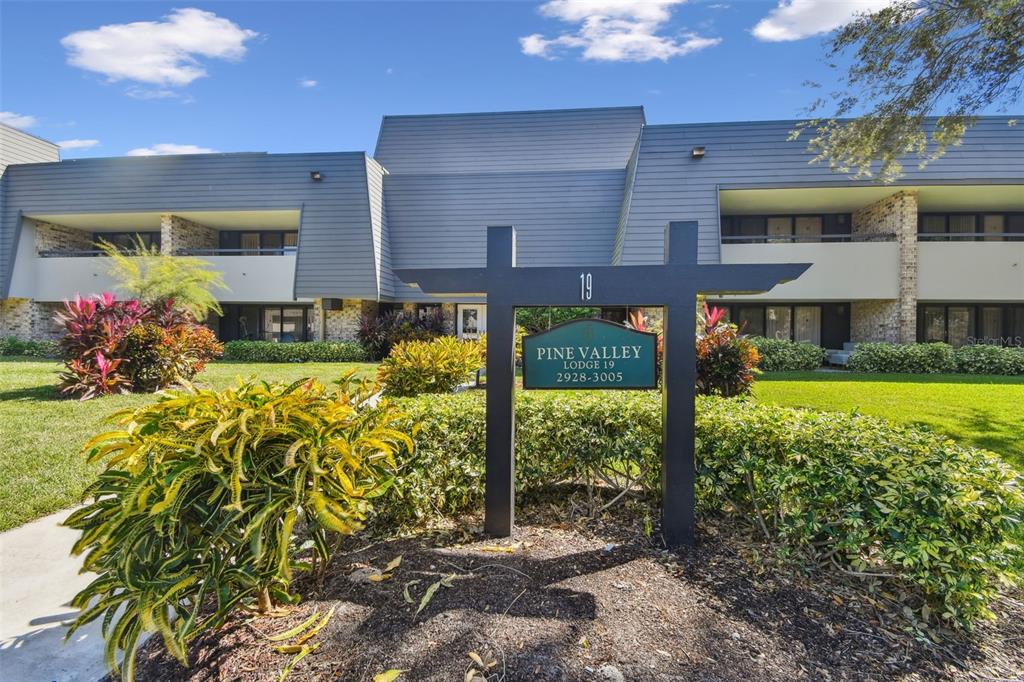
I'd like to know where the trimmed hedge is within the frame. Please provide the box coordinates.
[221,340,367,363]
[849,342,1024,375]
[749,337,825,371]
[955,344,1024,375]
[848,342,957,373]
[386,391,1023,628]
[0,337,60,358]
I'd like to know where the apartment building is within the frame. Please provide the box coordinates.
[1,108,1021,348]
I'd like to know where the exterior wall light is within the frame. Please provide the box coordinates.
[691,146,706,160]
[310,171,322,181]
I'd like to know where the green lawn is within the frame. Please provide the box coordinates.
[0,359,378,531]
[3,360,1023,532]
[755,372,1024,471]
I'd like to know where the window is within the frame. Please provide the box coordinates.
[220,230,299,254]
[919,213,1024,241]
[765,306,792,340]
[983,215,1005,241]
[737,307,764,337]
[980,307,1003,344]
[721,214,851,243]
[794,306,821,345]
[766,217,791,243]
[794,216,822,240]
[918,304,1023,347]
[416,303,441,319]
[93,231,161,252]
[707,302,838,347]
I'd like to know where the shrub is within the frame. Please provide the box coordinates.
[955,344,1024,375]
[358,309,446,361]
[515,307,599,333]
[696,305,759,396]
[65,374,411,681]
[749,337,826,371]
[377,336,483,397]
[0,337,59,357]
[386,391,1023,628]
[55,293,222,399]
[848,342,957,373]
[221,340,367,363]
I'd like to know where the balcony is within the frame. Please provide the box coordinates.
[719,239,900,300]
[918,241,1024,301]
[31,252,298,303]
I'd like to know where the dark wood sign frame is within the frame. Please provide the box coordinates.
[396,221,809,547]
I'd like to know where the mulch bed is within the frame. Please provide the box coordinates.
[130,502,1024,681]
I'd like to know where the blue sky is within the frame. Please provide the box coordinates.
[1,1,894,158]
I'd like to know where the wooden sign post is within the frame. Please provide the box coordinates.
[396,221,809,547]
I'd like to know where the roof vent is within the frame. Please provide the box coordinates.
[691,146,706,160]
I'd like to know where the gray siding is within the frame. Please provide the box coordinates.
[0,152,379,299]
[620,117,1024,265]
[385,169,626,300]
[0,124,59,176]
[612,129,642,265]
[375,107,644,174]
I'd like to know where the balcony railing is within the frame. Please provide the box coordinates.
[918,232,1024,242]
[720,233,896,244]
[176,248,297,256]
[38,249,109,258]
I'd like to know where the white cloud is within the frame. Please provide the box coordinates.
[125,143,217,157]
[61,8,258,87]
[298,79,318,88]
[752,0,892,42]
[57,139,100,150]
[0,111,38,129]
[520,0,720,62]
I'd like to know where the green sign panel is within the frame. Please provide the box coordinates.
[522,318,658,390]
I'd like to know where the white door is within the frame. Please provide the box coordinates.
[457,304,486,339]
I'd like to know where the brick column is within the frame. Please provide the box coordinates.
[160,214,217,254]
[323,299,379,341]
[0,298,63,340]
[851,191,918,343]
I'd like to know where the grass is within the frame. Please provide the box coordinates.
[755,371,1024,471]
[3,360,1023,531]
[0,358,378,531]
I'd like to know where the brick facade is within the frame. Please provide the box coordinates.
[313,299,379,341]
[33,219,93,254]
[851,191,918,343]
[160,214,217,254]
[0,298,62,340]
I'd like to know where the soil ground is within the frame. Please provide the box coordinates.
[130,502,1023,681]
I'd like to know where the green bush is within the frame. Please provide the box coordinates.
[0,336,59,357]
[221,340,367,363]
[387,391,1023,628]
[378,336,483,397]
[955,344,1024,375]
[515,307,599,333]
[848,342,957,373]
[749,337,825,371]
[65,374,411,681]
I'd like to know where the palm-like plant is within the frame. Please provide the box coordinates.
[99,237,228,319]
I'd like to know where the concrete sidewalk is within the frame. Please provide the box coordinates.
[0,507,119,681]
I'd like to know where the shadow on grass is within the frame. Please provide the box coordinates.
[0,384,65,402]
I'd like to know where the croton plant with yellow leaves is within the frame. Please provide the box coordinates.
[64,373,413,681]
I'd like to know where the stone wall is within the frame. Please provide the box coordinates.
[0,298,62,340]
[33,219,93,254]
[850,300,901,343]
[317,299,378,342]
[161,214,217,254]
[852,191,918,343]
